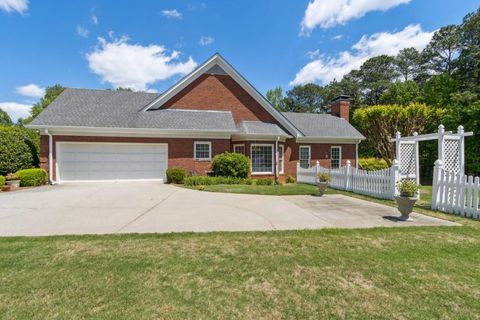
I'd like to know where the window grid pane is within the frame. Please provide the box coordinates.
[234,145,245,155]
[195,143,210,159]
[331,147,340,169]
[251,145,273,173]
[299,147,310,169]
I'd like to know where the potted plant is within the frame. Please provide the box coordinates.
[5,173,21,189]
[317,173,331,196]
[394,179,420,221]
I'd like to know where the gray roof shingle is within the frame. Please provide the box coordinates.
[236,121,290,136]
[281,112,365,139]
[30,88,236,131]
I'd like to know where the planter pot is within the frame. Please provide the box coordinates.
[394,196,417,221]
[5,180,20,189]
[317,182,329,196]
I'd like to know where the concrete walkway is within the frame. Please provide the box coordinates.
[0,182,459,236]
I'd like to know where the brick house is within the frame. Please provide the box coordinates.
[27,53,364,183]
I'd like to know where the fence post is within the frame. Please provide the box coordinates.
[345,160,351,190]
[390,159,400,198]
[458,125,465,175]
[438,124,445,163]
[315,161,320,184]
[431,159,444,210]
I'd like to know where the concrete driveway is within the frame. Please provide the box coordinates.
[0,182,458,236]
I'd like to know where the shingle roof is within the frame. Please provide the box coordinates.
[281,112,365,139]
[30,88,236,131]
[236,121,290,137]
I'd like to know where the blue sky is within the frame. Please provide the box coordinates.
[0,0,478,121]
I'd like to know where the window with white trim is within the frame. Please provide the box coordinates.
[251,144,274,174]
[233,144,245,155]
[331,146,341,169]
[194,141,211,160]
[278,144,284,174]
[299,146,311,169]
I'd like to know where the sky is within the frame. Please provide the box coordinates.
[0,0,478,121]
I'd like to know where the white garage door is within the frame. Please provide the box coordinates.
[57,143,168,182]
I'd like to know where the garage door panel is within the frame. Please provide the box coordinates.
[58,143,168,182]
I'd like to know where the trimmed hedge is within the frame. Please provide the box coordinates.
[286,175,296,183]
[166,168,187,184]
[211,152,250,178]
[0,175,5,189]
[16,168,48,187]
[184,176,253,186]
[255,178,273,185]
[359,157,389,171]
[0,125,40,175]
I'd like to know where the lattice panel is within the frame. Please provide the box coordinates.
[399,142,416,176]
[444,139,460,173]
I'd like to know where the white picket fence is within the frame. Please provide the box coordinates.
[432,164,480,218]
[297,161,399,200]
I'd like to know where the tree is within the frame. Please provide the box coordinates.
[395,48,423,81]
[0,108,12,125]
[116,87,133,91]
[424,25,461,75]
[379,81,420,106]
[421,74,459,108]
[22,84,65,125]
[456,8,480,95]
[283,83,326,113]
[266,86,286,111]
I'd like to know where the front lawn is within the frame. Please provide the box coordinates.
[185,182,319,195]
[1,223,480,319]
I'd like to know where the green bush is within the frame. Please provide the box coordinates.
[15,168,48,187]
[0,175,5,188]
[286,175,296,183]
[359,157,389,171]
[0,125,40,175]
[211,152,250,178]
[255,178,273,185]
[166,168,187,184]
[184,176,252,186]
[397,179,420,198]
[317,173,331,182]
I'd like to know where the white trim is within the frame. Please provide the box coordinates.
[299,145,311,169]
[194,141,212,161]
[250,143,274,175]
[142,53,301,137]
[331,146,342,169]
[296,137,364,143]
[233,143,245,154]
[55,141,168,184]
[278,144,285,174]
[231,134,288,142]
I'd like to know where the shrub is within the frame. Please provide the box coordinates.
[359,157,389,171]
[211,152,250,178]
[255,178,273,185]
[15,168,48,187]
[318,173,331,182]
[5,173,19,181]
[0,125,40,175]
[397,179,420,198]
[166,168,187,184]
[0,175,5,188]
[286,175,296,183]
[183,176,252,186]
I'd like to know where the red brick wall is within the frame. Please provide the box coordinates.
[162,74,279,124]
[331,99,350,122]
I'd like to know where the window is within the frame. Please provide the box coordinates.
[194,141,211,160]
[331,146,341,169]
[251,144,274,174]
[233,144,245,155]
[299,146,311,169]
[278,144,284,174]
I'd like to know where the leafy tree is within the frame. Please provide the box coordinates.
[421,74,459,108]
[22,84,65,125]
[266,86,286,111]
[424,25,461,75]
[116,87,133,91]
[0,108,12,125]
[395,48,423,81]
[283,83,327,113]
[0,125,40,175]
[379,81,420,106]
[456,8,480,95]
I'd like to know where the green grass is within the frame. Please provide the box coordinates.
[185,183,320,195]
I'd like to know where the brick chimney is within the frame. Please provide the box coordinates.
[330,95,350,122]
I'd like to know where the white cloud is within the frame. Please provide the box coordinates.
[76,25,89,38]
[0,0,28,13]
[15,83,45,98]
[0,102,31,121]
[306,49,321,59]
[300,0,410,34]
[332,34,343,40]
[86,36,198,91]
[91,8,98,24]
[161,9,182,19]
[199,36,214,46]
[291,24,433,86]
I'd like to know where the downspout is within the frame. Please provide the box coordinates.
[45,129,55,184]
[275,136,280,181]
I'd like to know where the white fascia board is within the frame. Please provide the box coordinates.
[231,134,289,142]
[142,53,302,137]
[295,136,364,144]
[26,125,234,139]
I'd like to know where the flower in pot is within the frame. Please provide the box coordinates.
[394,179,420,221]
[317,173,331,196]
[5,173,21,189]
